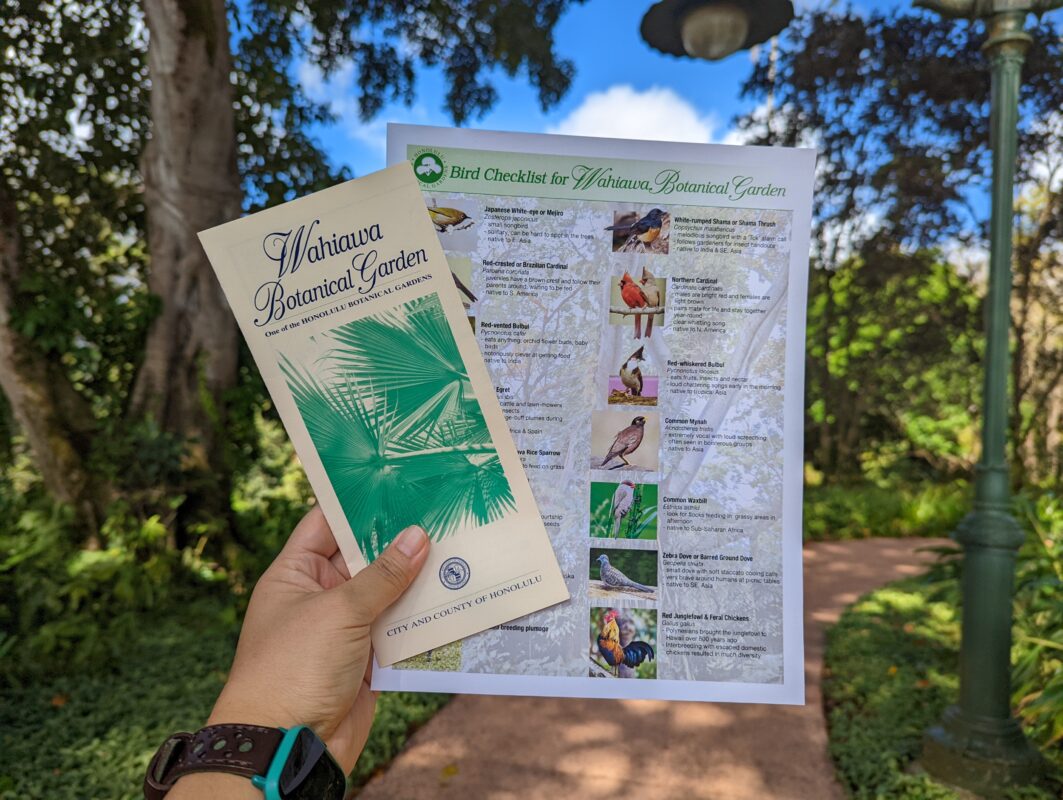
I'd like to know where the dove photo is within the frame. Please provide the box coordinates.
[589,546,658,606]
[609,267,666,340]
[589,480,658,541]
[607,344,659,406]
[589,608,657,680]
[605,207,670,254]
[424,196,479,253]
[590,410,660,473]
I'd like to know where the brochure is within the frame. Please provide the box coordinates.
[198,163,569,666]
[376,125,815,703]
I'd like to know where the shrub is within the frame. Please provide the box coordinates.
[804,481,969,541]
[824,492,1063,798]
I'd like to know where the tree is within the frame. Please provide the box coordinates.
[0,0,584,537]
[739,8,1063,485]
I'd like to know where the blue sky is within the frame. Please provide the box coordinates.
[299,0,912,176]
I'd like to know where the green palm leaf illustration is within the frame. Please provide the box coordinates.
[280,293,514,562]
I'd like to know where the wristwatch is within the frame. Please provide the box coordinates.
[144,723,346,800]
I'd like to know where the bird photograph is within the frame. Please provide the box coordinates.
[427,205,475,233]
[589,548,658,604]
[589,480,658,540]
[590,608,657,679]
[446,256,478,311]
[608,345,658,406]
[610,271,666,340]
[423,198,479,254]
[639,266,662,337]
[392,639,462,673]
[591,410,659,472]
[605,207,670,254]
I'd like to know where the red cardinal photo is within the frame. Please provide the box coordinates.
[619,272,650,338]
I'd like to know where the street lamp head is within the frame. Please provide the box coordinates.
[640,0,795,61]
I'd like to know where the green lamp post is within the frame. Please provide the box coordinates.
[915,0,1062,794]
[640,0,1062,792]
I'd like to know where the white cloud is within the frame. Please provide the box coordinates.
[296,58,427,159]
[547,84,721,143]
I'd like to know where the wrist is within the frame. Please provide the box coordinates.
[208,685,299,731]
[168,771,262,800]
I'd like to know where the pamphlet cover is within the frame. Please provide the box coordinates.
[198,162,569,666]
[377,125,814,704]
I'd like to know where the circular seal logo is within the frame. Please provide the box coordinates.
[412,149,445,185]
[439,557,470,590]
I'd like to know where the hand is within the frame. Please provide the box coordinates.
[170,506,429,798]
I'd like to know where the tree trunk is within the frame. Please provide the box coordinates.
[133,0,242,517]
[0,190,106,535]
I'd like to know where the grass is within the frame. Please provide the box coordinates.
[0,599,449,799]
[823,575,1061,799]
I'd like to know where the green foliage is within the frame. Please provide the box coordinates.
[824,494,1063,799]
[741,8,1063,248]
[804,480,969,541]
[1012,494,1063,749]
[0,494,182,686]
[0,413,311,684]
[589,481,658,540]
[0,599,449,799]
[283,294,514,560]
[803,252,981,482]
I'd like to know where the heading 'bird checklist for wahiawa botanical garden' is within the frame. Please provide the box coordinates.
[380,125,815,704]
[197,163,569,667]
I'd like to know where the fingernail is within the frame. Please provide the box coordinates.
[393,526,427,557]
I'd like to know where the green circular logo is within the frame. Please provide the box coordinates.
[412,150,445,184]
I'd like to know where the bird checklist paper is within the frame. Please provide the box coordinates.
[197,163,569,667]
[380,125,815,704]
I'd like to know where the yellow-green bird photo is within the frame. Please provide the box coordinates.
[427,206,475,233]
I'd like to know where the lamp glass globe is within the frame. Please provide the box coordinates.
[680,3,750,61]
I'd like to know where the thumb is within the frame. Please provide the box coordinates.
[341,525,430,625]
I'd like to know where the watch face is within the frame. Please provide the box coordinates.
[279,728,347,800]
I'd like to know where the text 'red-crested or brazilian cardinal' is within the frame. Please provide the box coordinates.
[596,609,655,678]
[619,272,650,339]
[600,415,646,469]
[611,480,636,537]
[619,345,644,397]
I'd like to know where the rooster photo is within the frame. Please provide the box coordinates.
[605,207,670,254]
[590,480,658,541]
[589,546,658,604]
[589,608,657,680]
[608,267,666,340]
[590,409,660,473]
[607,344,659,406]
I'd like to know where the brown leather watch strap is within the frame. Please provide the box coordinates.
[144,724,284,799]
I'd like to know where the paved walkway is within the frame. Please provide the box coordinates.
[359,538,947,800]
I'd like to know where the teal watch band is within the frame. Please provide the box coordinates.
[251,725,346,800]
